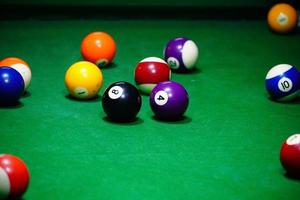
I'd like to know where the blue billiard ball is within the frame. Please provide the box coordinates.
[265,64,300,101]
[164,37,199,72]
[0,67,25,105]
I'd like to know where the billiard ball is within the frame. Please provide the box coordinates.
[280,134,300,176]
[65,61,103,99]
[0,67,25,105]
[265,64,300,101]
[0,154,30,199]
[267,3,298,34]
[164,37,199,72]
[81,32,116,68]
[102,81,142,122]
[134,57,171,94]
[0,57,32,90]
[150,81,189,120]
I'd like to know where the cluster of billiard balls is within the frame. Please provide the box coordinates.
[267,3,299,34]
[65,32,198,121]
[101,80,189,122]
[0,57,32,105]
[2,16,300,198]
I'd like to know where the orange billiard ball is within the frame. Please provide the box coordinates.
[65,61,103,99]
[0,154,30,199]
[80,32,116,68]
[267,3,298,34]
[0,57,32,90]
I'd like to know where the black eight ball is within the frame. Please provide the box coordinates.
[102,81,142,122]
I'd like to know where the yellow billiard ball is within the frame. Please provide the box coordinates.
[267,3,298,34]
[65,61,103,99]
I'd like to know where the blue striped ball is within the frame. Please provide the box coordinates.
[265,64,300,101]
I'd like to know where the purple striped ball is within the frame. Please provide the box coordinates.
[164,37,198,72]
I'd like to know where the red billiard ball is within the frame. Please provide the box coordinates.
[134,57,171,94]
[280,134,300,176]
[0,154,30,199]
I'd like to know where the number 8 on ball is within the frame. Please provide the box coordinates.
[108,86,123,99]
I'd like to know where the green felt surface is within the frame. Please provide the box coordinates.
[0,19,300,200]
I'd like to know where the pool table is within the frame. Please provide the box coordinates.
[0,3,300,200]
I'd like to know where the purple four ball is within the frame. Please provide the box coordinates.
[150,81,189,120]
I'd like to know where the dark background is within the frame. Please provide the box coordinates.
[0,0,299,20]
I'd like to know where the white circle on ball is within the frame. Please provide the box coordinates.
[154,91,168,106]
[108,86,123,99]
[182,40,198,69]
[278,77,293,92]
[286,134,300,145]
[167,57,180,69]
[277,12,288,25]
[74,87,89,98]
[11,63,32,89]
[96,59,109,67]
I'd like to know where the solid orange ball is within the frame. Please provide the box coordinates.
[0,57,29,67]
[267,3,298,34]
[81,32,116,68]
